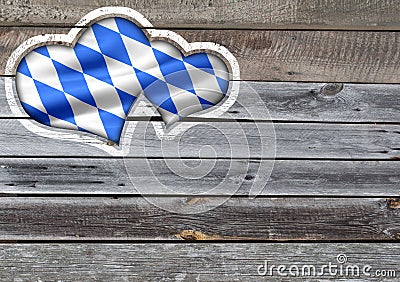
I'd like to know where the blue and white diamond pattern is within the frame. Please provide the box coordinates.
[16,17,230,144]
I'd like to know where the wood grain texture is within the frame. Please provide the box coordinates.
[0,197,398,240]
[0,243,398,281]
[0,158,399,196]
[4,28,400,82]
[3,79,400,122]
[176,29,400,82]
[0,0,398,274]
[1,0,400,30]
[0,119,399,159]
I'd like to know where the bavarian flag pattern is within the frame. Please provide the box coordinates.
[16,17,230,144]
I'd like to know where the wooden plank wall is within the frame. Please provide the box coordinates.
[0,0,399,280]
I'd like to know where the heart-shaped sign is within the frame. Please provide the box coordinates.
[15,16,231,144]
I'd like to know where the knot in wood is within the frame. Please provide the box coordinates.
[320,83,344,96]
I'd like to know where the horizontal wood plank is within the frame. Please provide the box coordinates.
[0,197,398,240]
[3,79,400,123]
[1,0,400,30]
[0,119,399,159]
[176,29,400,82]
[0,243,399,281]
[0,158,399,196]
[4,28,400,82]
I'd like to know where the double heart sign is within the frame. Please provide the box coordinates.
[5,7,240,155]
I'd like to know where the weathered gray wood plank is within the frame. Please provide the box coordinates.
[0,197,398,240]
[0,243,399,281]
[3,79,400,123]
[4,28,400,82]
[176,29,400,82]
[0,120,398,159]
[0,158,399,196]
[241,82,400,123]
[1,0,400,30]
